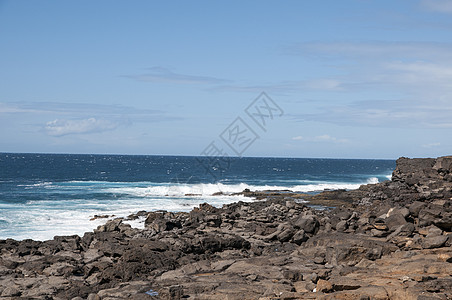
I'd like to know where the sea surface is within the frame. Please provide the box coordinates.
[0,153,395,240]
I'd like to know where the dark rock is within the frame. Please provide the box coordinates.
[422,235,448,249]
[159,285,183,300]
[283,270,303,281]
[294,215,319,234]
[1,287,21,297]
[99,219,122,232]
[392,157,436,185]
[336,211,352,221]
[90,214,112,221]
[277,226,296,243]
[434,211,452,232]
[308,272,319,283]
[385,213,407,232]
[291,230,308,245]
[410,201,427,217]
[2,155,452,299]
[419,206,443,227]
[314,256,326,265]
[399,222,415,236]
[335,220,348,232]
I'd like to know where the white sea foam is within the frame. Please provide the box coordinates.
[102,179,377,197]
[367,177,379,184]
[123,216,146,229]
[18,182,53,188]
[1,178,384,241]
[0,193,252,241]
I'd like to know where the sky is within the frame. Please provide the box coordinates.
[1,0,452,159]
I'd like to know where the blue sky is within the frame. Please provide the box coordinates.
[1,0,451,159]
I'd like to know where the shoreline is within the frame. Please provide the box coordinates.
[1,153,394,242]
[1,156,451,299]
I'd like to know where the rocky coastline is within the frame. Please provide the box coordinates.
[1,156,451,299]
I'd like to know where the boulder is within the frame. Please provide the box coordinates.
[291,230,308,245]
[1,286,21,297]
[98,219,123,232]
[316,279,333,293]
[409,201,426,218]
[419,206,442,227]
[433,156,452,173]
[385,213,407,232]
[335,220,348,232]
[422,236,448,249]
[295,215,319,234]
[277,226,296,243]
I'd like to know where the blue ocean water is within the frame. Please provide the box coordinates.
[0,153,395,240]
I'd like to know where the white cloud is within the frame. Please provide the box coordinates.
[314,134,334,141]
[211,78,343,95]
[292,99,452,129]
[303,79,342,90]
[125,67,230,85]
[313,135,348,143]
[45,118,118,136]
[384,61,452,88]
[289,41,452,61]
[0,102,162,116]
[290,42,452,95]
[287,40,452,129]
[421,0,452,13]
[0,102,42,114]
[422,142,441,148]
[291,134,348,143]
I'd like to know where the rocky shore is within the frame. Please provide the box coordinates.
[1,156,451,299]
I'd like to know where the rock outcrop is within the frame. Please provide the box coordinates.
[1,156,451,299]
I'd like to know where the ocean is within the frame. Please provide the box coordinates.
[0,153,395,241]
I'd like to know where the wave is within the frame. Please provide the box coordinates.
[18,182,53,188]
[102,177,380,197]
[1,177,385,241]
[14,177,383,199]
[0,192,253,241]
[367,177,379,184]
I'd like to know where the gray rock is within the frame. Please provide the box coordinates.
[435,211,452,232]
[409,201,427,217]
[371,229,389,237]
[277,227,295,243]
[87,294,101,300]
[314,256,326,265]
[422,235,448,249]
[400,222,415,236]
[291,230,308,245]
[159,285,183,300]
[2,155,452,299]
[337,211,352,220]
[336,220,348,232]
[294,215,319,234]
[385,213,407,232]
[387,207,410,218]
[98,218,122,232]
[283,270,303,281]
[419,206,442,227]
[308,272,319,283]
[365,247,382,260]
[426,225,443,237]
[1,286,21,297]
